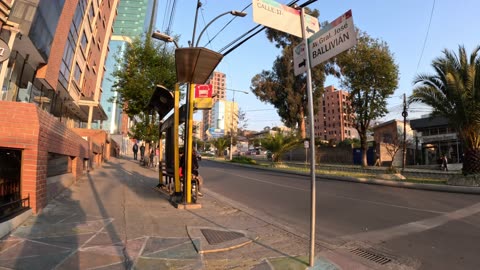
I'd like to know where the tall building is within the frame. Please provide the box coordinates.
[100,0,158,134]
[314,85,358,142]
[210,100,238,136]
[0,0,120,214]
[202,71,226,139]
[0,0,118,127]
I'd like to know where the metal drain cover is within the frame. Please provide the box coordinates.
[200,229,244,245]
[350,248,392,265]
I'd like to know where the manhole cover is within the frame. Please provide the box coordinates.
[350,248,392,265]
[200,229,244,245]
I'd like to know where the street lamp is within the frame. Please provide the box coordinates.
[226,88,248,160]
[152,31,179,48]
[195,10,247,47]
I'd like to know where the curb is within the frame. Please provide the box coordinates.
[204,159,480,195]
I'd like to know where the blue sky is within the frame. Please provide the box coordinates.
[156,0,480,131]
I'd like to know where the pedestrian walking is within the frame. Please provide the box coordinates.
[374,154,381,166]
[132,142,138,160]
[442,155,448,171]
[140,143,145,161]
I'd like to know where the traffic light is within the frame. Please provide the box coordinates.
[148,85,174,119]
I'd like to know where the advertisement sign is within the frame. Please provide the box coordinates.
[308,10,357,68]
[252,0,319,38]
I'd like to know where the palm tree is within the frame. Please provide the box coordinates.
[409,45,480,175]
[211,137,229,157]
[261,132,300,163]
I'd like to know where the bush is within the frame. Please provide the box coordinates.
[231,156,257,165]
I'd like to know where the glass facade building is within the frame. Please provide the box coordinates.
[100,0,158,134]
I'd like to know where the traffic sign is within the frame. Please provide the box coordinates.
[304,140,309,149]
[194,84,212,98]
[293,41,306,76]
[308,10,357,68]
[252,0,319,38]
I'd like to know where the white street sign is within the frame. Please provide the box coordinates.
[293,41,307,76]
[252,0,319,38]
[304,140,309,149]
[308,10,357,68]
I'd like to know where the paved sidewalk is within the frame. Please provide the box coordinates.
[0,157,414,269]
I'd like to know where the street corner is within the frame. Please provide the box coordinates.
[186,226,258,254]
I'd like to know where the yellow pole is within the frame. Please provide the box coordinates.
[174,83,181,193]
[158,130,163,186]
[185,83,195,203]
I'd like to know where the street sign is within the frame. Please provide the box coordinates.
[0,39,11,63]
[208,128,225,139]
[308,10,357,68]
[293,41,307,76]
[194,84,212,98]
[252,0,319,38]
[304,140,309,149]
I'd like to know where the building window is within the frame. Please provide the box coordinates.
[74,62,82,83]
[80,31,88,52]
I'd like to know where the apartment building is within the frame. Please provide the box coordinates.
[0,0,119,216]
[314,85,358,142]
[202,71,226,139]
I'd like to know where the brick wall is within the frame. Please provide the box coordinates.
[0,102,89,213]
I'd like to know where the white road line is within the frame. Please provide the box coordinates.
[211,168,446,214]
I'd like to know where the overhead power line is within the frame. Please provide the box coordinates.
[416,0,436,72]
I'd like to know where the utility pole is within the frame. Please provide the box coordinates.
[402,93,408,171]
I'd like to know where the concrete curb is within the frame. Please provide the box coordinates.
[205,159,480,195]
[0,209,33,239]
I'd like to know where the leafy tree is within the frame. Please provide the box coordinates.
[237,107,248,136]
[250,10,336,138]
[112,35,176,145]
[337,138,360,148]
[211,137,229,157]
[409,45,480,175]
[261,132,301,163]
[335,32,399,167]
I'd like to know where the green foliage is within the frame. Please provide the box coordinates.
[112,35,176,142]
[211,137,229,157]
[335,31,399,166]
[250,10,337,138]
[231,156,257,165]
[409,45,480,174]
[337,138,361,148]
[261,132,301,162]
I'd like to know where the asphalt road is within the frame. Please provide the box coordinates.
[199,159,480,270]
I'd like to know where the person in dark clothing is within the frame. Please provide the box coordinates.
[179,148,202,195]
[132,143,138,160]
[139,143,145,161]
[442,155,449,171]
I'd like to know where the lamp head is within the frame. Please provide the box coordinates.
[230,11,247,17]
[152,31,173,42]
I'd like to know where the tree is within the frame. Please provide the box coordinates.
[261,132,301,163]
[382,129,410,171]
[409,45,480,175]
[237,107,248,136]
[250,10,336,138]
[211,137,229,157]
[112,35,176,144]
[335,32,399,167]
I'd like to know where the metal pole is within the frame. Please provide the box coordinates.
[191,0,202,47]
[174,83,181,193]
[300,8,317,267]
[185,83,195,203]
[404,94,407,166]
[230,91,235,161]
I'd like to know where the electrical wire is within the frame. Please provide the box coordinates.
[165,0,177,34]
[416,0,436,72]
[161,0,171,32]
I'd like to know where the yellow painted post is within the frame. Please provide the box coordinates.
[186,83,195,203]
[174,83,181,193]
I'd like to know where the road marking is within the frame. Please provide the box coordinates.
[341,201,480,244]
[211,168,446,214]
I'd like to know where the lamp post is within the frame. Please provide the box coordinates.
[152,31,179,48]
[226,88,248,160]
[195,10,247,47]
